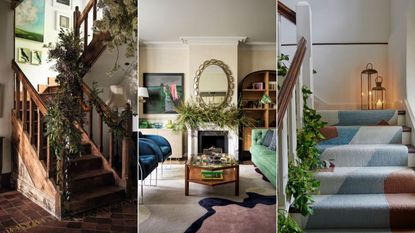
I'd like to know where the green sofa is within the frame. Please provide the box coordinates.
[250,129,276,187]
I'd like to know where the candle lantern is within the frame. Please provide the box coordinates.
[361,63,378,110]
[371,76,386,110]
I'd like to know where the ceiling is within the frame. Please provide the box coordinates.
[139,0,276,44]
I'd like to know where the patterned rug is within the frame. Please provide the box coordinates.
[185,192,276,233]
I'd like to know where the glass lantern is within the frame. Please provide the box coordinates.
[371,76,386,110]
[361,63,378,110]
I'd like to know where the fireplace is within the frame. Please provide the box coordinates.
[198,131,228,154]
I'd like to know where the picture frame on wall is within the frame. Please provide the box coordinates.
[15,0,45,42]
[17,48,31,63]
[143,73,184,114]
[55,11,71,30]
[52,0,73,10]
[31,50,42,65]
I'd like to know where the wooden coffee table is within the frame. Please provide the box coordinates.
[185,154,239,196]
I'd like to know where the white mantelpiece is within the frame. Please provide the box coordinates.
[187,124,238,160]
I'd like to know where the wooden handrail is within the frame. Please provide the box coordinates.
[278,1,296,24]
[81,81,115,121]
[278,37,307,128]
[75,0,96,29]
[11,60,47,114]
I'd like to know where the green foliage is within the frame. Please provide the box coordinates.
[95,0,137,72]
[286,161,320,216]
[285,86,326,217]
[298,86,327,170]
[278,53,290,77]
[45,29,86,199]
[174,101,255,133]
[278,210,302,233]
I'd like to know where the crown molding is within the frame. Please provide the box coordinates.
[180,36,247,45]
[139,41,187,49]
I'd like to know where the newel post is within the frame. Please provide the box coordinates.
[73,6,80,39]
[297,1,314,108]
[122,103,132,196]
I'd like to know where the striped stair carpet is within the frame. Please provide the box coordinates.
[292,110,415,232]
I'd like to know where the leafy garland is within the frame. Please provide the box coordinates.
[174,101,254,133]
[45,29,87,201]
[95,0,137,72]
[278,86,326,232]
[278,210,302,233]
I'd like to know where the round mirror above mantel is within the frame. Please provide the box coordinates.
[193,59,234,108]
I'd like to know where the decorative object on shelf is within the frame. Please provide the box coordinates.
[260,94,272,105]
[55,11,71,30]
[138,87,149,103]
[194,59,234,109]
[106,85,129,111]
[17,48,30,63]
[15,0,45,42]
[252,82,264,90]
[361,63,378,110]
[153,122,163,129]
[139,120,150,128]
[166,120,175,129]
[269,81,277,90]
[143,73,184,114]
[30,50,42,65]
[371,76,386,110]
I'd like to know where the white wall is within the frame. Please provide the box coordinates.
[280,0,391,109]
[15,0,87,89]
[0,2,15,174]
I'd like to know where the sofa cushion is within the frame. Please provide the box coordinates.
[262,129,274,147]
[268,131,277,151]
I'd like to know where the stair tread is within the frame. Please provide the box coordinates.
[71,185,124,202]
[312,193,415,206]
[71,169,112,181]
[71,154,100,162]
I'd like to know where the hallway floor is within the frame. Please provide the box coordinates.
[0,191,136,233]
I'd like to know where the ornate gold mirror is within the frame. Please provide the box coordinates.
[194,59,234,108]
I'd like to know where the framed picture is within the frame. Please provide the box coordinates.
[52,0,72,9]
[17,48,31,63]
[143,73,184,114]
[15,0,45,42]
[56,11,71,30]
[31,50,42,65]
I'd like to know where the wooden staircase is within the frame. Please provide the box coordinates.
[10,0,133,218]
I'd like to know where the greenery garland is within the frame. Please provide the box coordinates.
[279,86,327,232]
[174,101,254,133]
[95,0,137,72]
[45,29,87,201]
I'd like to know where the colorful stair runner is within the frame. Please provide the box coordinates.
[295,110,415,231]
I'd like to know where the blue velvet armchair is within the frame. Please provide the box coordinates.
[139,140,159,203]
[139,132,172,162]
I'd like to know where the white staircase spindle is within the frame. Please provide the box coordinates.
[278,114,289,210]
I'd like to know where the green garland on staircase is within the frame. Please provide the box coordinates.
[45,29,87,202]
[279,86,327,232]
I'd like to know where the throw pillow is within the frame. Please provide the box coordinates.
[268,131,277,151]
[262,129,274,147]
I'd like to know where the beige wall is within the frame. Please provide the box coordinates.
[139,43,275,122]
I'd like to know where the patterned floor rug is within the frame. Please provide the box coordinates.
[185,192,276,233]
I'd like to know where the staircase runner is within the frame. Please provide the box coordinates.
[295,110,415,232]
